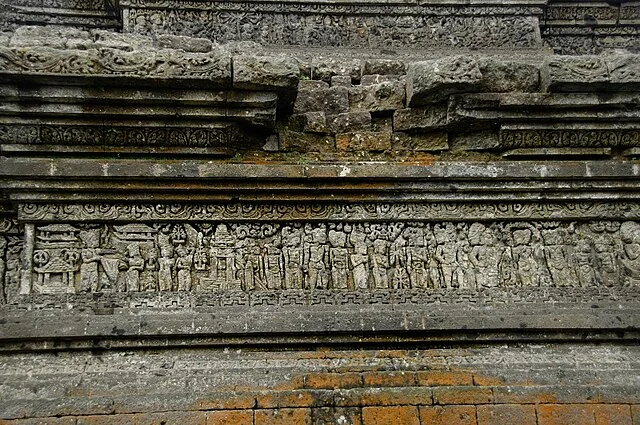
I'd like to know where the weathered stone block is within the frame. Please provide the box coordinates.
[415,371,474,386]
[419,406,476,425]
[392,132,449,152]
[537,404,596,425]
[593,405,633,425]
[393,106,447,131]
[362,371,416,387]
[312,58,362,83]
[305,372,362,389]
[363,59,406,76]
[255,408,312,425]
[477,405,537,425]
[360,74,403,86]
[407,56,483,106]
[362,406,420,425]
[233,55,300,90]
[479,58,540,92]
[206,410,254,425]
[9,26,90,49]
[349,80,405,112]
[331,75,352,87]
[432,386,493,405]
[156,34,213,53]
[280,130,335,152]
[336,131,391,152]
[92,30,154,52]
[298,80,330,91]
[294,86,349,115]
[289,112,327,133]
[543,56,610,92]
[606,54,640,89]
[450,131,500,151]
[327,112,372,134]
[312,407,362,425]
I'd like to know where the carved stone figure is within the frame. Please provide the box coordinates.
[282,226,304,290]
[573,238,597,288]
[406,226,428,290]
[349,224,369,290]
[328,227,349,290]
[241,240,264,291]
[175,244,193,291]
[512,229,536,287]
[141,246,159,292]
[456,225,475,290]
[264,240,283,290]
[390,234,410,290]
[434,223,459,289]
[158,241,175,292]
[306,225,329,290]
[371,238,390,289]
[126,243,145,292]
[0,236,6,303]
[79,229,101,293]
[620,221,640,287]
[590,222,619,287]
[470,225,501,289]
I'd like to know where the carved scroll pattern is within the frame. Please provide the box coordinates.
[17,220,640,298]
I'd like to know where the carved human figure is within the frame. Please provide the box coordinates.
[282,227,304,290]
[434,224,459,289]
[390,234,410,289]
[328,227,350,290]
[542,228,575,287]
[469,226,501,289]
[456,225,475,290]
[371,238,390,289]
[306,226,329,290]
[406,226,428,289]
[126,243,145,292]
[242,241,265,291]
[573,238,597,288]
[591,223,619,287]
[79,230,101,293]
[619,221,640,287]
[512,229,536,287]
[264,241,283,290]
[349,224,370,290]
[175,244,193,291]
[141,246,159,292]
[498,230,518,287]
[158,242,175,292]
[531,231,553,287]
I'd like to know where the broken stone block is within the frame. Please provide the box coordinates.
[10,26,90,49]
[336,131,391,152]
[279,130,335,152]
[92,30,154,51]
[298,80,330,90]
[606,54,640,90]
[289,112,327,133]
[478,59,540,93]
[407,56,483,106]
[450,131,500,151]
[331,75,352,87]
[156,34,213,53]
[233,55,300,90]
[393,106,448,132]
[294,86,349,115]
[327,112,372,134]
[393,132,449,152]
[363,59,406,76]
[349,80,406,112]
[360,74,403,86]
[312,58,362,83]
[543,56,610,92]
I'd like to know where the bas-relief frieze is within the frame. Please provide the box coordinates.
[0,217,23,304]
[13,219,640,300]
[500,130,640,148]
[125,8,540,49]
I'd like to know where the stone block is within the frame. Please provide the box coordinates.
[156,34,213,53]
[477,405,536,425]
[92,30,154,52]
[305,372,362,389]
[294,86,349,115]
[393,132,449,152]
[362,371,416,387]
[450,131,500,151]
[206,410,253,424]
[349,80,405,112]
[334,387,433,407]
[414,370,474,386]
[363,59,406,76]
[336,131,391,152]
[77,412,207,425]
[298,80,330,91]
[407,56,483,106]
[2,418,77,425]
[331,75,352,87]
[478,59,540,92]
[9,26,90,49]
[289,112,327,133]
[312,58,362,83]
[419,406,477,425]
[593,404,633,425]
[254,408,312,425]
[256,390,334,409]
[280,130,335,152]
[360,74,403,86]
[606,54,640,90]
[327,112,372,134]
[543,56,610,92]
[233,55,300,90]
[312,407,362,425]
[432,387,493,405]
[393,106,447,131]
[362,406,420,425]
[537,404,596,425]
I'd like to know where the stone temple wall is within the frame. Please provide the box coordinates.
[0,1,640,424]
